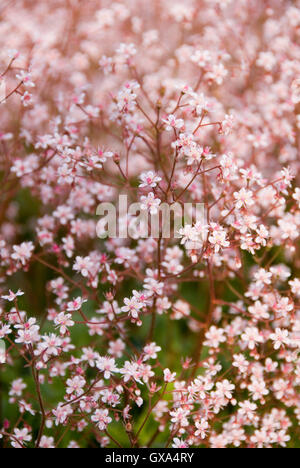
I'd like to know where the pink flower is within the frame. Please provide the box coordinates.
[163,368,176,382]
[172,437,189,448]
[11,428,31,448]
[140,192,161,215]
[143,342,161,361]
[54,312,75,334]
[216,379,235,399]
[67,296,87,312]
[139,171,162,188]
[162,114,184,131]
[1,289,24,302]
[241,326,263,350]
[96,357,118,379]
[248,377,269,401]
[21,91,33,107]
[66,376,86,396]
[208,224,230,253]
[11,242,34,265]
[234,188,255,209]
[195,418,209,439]
[39,436,55,448]
[53,404,73,425]
[204,325,226,348]
[15,318,40,344]
[121,297,143,319]
[9,378,26,397]
[16,71,35,88]
[270,328,289,350]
